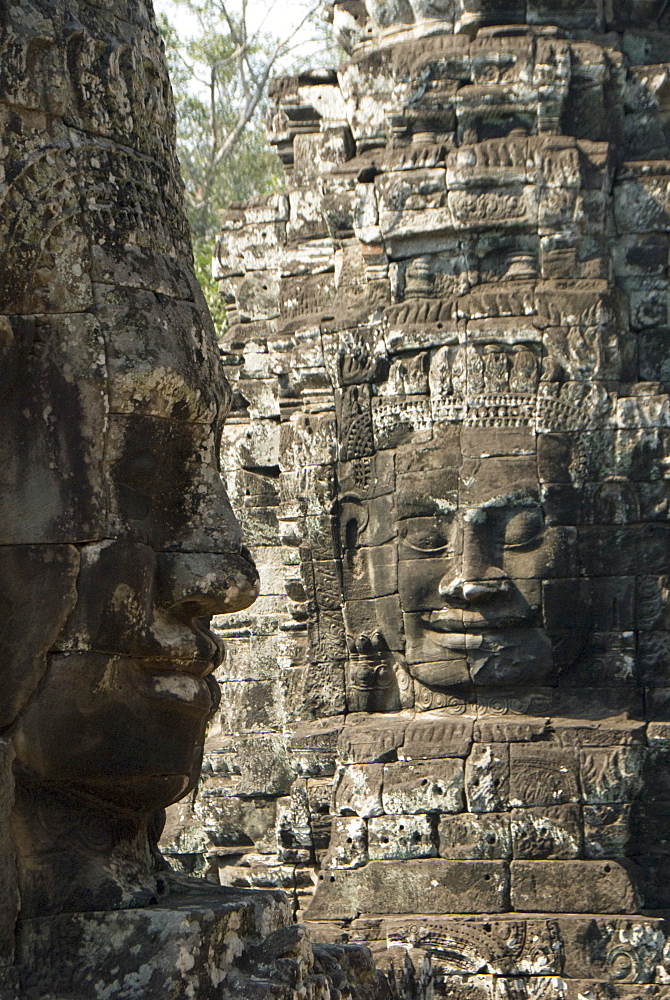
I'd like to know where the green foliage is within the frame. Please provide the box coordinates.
[158,0,335,337]
[158,1,296,335]
[192,241,229,333]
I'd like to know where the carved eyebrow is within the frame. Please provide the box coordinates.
[463,491,539,521]
[396,495,457,519]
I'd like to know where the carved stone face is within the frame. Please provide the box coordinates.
[211,0,670,977]
[3,301,258,812]
[349,424,595,697]
[0,0,260,922]
[390,429,575,690]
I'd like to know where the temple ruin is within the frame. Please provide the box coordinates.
[167,0,670,995]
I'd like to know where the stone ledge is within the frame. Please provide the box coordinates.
[14,878,390,1000]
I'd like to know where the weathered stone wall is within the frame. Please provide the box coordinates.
[165,1,670,996]
[16,880,392,1000]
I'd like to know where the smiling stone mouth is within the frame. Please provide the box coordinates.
[422,612,535,632]
[129,627,224,677]
[195,624,226,671]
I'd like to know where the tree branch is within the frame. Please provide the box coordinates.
[163,0,334,221]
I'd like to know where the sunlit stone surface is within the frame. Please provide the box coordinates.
[192,1,670,995]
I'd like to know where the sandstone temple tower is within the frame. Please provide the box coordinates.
[166,0,670,996]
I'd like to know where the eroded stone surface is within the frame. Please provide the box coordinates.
[169,0,670,997]
[0,0,259,930]
[15,879,392,1000]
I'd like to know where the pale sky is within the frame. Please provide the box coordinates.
[153,0,330,62]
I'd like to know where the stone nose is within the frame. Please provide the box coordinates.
[439,568,510,603]
[156,548,260,618]
[438,516,510,603]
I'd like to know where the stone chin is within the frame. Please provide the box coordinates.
[465,628,555,686]
[12,656,217,813]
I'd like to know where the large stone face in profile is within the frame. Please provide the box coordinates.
[0,0,260,933]
[198,1,670,995]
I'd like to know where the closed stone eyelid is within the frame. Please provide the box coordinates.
[503,533,544,551]
[503,518,545,549]
[403,540,452,552]
[401,530,458,553]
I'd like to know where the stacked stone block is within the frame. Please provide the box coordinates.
[0,1,391,996]
[164,2,670,996]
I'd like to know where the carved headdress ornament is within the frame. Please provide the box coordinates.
[371,340,613,440]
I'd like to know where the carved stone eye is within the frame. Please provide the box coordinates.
[503,509,544,550]
[405,530,449,553]
[401,515,456,554]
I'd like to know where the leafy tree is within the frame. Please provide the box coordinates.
[157,0,333,333]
